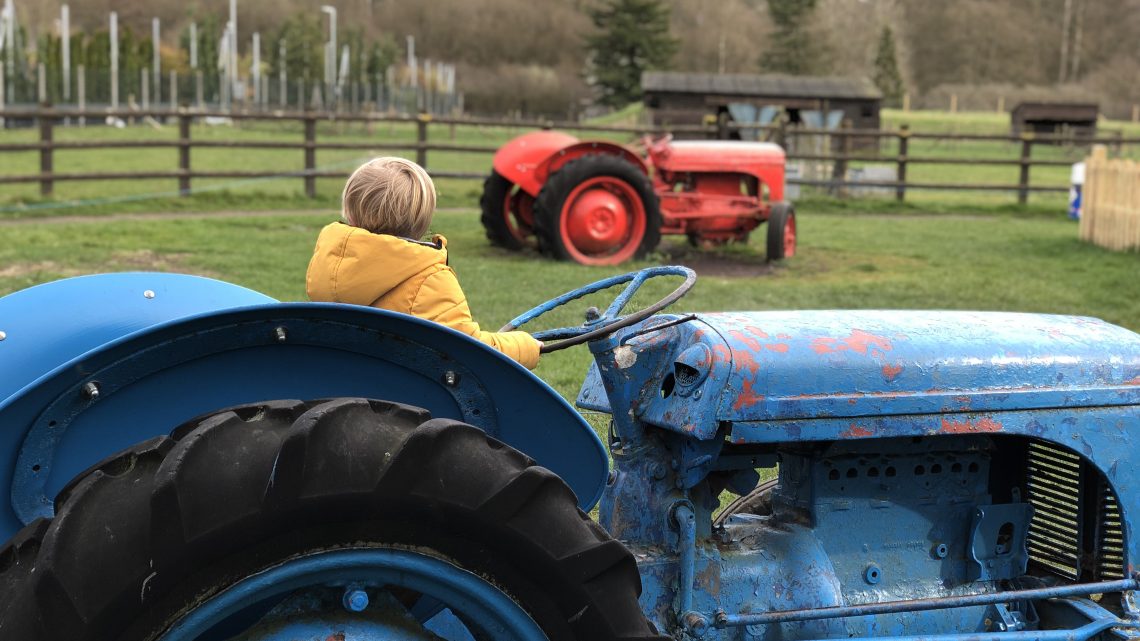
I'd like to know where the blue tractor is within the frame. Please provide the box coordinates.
[2,266,1140,641]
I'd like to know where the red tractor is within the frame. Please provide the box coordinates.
[480,131,796,265]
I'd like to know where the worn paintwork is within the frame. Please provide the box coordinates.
[579,304,1140,640]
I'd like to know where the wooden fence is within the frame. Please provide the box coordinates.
[1,106,1138,205]
[1081,145,1140,251]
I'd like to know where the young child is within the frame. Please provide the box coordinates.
[306,157,542,369]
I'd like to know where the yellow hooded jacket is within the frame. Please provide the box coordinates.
[306,222,541,369]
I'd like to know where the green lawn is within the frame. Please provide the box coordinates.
[3,208,1137,401]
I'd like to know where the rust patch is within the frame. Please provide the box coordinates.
[734,351,761,375]
[732,379,765,411]
[712,344,732,363]
[730,330,764,352]
[881,363,903,381]
[810,329,893,356]
[744,325,771,340]
[841,425,873,438]
[940,417,1003,434]
[765,343,790,353]
[1125,376,1140,386]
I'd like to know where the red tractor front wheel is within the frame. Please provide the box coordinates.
[480,171,536,251]
[766,202,797,261]
[534,155,662,265]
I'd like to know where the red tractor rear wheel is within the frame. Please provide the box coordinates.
[766,202,797,261]
[480,171,536,251]
[534,155,661,265]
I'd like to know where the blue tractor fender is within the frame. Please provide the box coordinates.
[0,273,607,541]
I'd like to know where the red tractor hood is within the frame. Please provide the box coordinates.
[653,141,785,173]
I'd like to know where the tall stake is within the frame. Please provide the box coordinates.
[110,11,119,110]
[252,32,260,107]
[152,18,161,105]
[61,5,70,101]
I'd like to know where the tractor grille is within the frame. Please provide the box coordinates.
[1096,486,1125,580]
[1024,441,1125,581]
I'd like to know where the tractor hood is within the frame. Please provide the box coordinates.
[578,311,1140,441]
[652,141,785,173]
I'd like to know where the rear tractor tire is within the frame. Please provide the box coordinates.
[0,398,660,641]
[481,170,537,251]
[766,202,797,261]
[534,155,662,266]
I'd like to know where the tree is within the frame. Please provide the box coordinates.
[872,26,904,107]
[760,0,827,75]
[585,0,678,108]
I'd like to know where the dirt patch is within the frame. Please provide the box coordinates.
[658,243,774,279]
[109,250,220,279]
[0,261,81,278]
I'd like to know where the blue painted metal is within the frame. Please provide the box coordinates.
[158,549,548,641]
[577,303,1140,639]
[0,272,275,405]
[967,503,1033,581]
[0,274,606,538]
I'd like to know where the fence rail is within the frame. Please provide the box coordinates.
[2,106,1138,205]
[1081,145,1140,251]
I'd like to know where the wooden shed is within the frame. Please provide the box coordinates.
[641,71,882,137]
[1011,102,1098,139]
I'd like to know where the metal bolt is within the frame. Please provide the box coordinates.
[864,564,882,585]
[585,306,601,322]
[274,326,288,343]
[82,382,100,400]
[997,623,1008,632]
[143,290,156,299]
[0,330,6,341]
[342,588,369,612]
[933,543,948,559]
[442,371,459,387]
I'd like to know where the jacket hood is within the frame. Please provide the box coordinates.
[307,222,447,306]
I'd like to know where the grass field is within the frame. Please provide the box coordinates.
[3,208,1137,401]
[1,108,1138,216]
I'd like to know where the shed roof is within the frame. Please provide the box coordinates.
[642,72,882,101]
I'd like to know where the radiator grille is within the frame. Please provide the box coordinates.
[1097,485,1125,580]
[1026,442,1082,580]
[1024,441,1125,581]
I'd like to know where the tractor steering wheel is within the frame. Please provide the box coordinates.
[500,266,696,353]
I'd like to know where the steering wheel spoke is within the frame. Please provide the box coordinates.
[500,266,696,353]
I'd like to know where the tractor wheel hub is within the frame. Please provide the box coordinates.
[566,189,630,253]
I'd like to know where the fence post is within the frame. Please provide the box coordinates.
[39,104,54,197]
[178,111,192,196]
[832,121,852,198]
[1018,133,1034,206]
[416,113,430,168]
[896,124,909,202]
[304,113,317,198]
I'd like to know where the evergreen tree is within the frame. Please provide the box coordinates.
[872,26,905,108]
[760,0,825,75]
[585,0,678,108]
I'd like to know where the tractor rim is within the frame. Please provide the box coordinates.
[158,548,548,641]
[503,186,536,244]
[559,176,646,265]
[784,213,797,258]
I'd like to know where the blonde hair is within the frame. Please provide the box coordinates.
[341,157,437,238]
